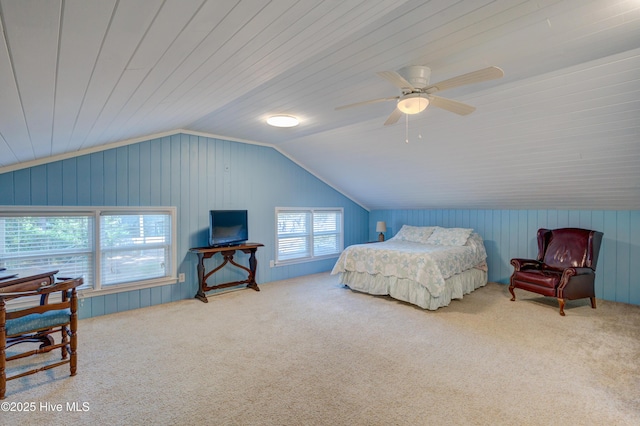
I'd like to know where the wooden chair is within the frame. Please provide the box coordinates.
[1,277,83,399]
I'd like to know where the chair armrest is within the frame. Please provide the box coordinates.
[40,278,83,293]
[510,258,541,272]
[557,267,595,293]
[561,267,594,279]
[37,277,79,305]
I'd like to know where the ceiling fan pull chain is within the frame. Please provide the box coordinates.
[405,114,409,143]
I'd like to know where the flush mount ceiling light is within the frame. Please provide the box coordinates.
[396,93,429,114]
[266,115,299,127]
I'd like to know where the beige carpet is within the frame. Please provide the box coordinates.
[3,272,640,425]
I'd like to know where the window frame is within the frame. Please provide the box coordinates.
[0,206,178,299]
[275,207,343,266]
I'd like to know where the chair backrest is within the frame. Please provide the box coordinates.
[536,228,603,271]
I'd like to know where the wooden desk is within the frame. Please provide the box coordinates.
[189,243,264,303]
[0,269,59,297]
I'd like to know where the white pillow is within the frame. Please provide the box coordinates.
[426,227,473,246]
[391,225,437,244]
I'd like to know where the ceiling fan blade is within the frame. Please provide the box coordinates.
[377,71,415,91]
[383,108,403,126]
[425,66,504,94]
[335,96,398,110]
[429,96,476,115]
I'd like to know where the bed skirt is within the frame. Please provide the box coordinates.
[337,268,488,310]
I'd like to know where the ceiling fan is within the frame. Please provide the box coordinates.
[336,65,504,125]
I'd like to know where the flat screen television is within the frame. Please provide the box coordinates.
[208,210,248,247]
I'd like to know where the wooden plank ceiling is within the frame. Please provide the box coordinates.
[0,0,639,210]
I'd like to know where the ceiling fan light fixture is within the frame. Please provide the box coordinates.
[397,94,429,114]
[267,115,299,127]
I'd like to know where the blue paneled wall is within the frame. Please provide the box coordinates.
[370,209,640,306]
[0,133,369,318]
[2,133,637,315]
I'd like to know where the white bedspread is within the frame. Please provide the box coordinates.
[331,234,487,298]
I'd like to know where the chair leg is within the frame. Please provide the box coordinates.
[1,352,4,400]
[1,334,5,400]
[69,328,77,376]
[70,297,78,376]
[558,298,566,316]
[590,297,597,309]
[1,300,5,399]
[509,285,516,301]
[61,326,68,360]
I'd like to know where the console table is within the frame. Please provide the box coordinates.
[189,243,264,303]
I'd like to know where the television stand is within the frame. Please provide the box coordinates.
[189,243,264,303]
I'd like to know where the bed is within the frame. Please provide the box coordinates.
[331,225,488,310]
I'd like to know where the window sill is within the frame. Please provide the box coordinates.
[275,255,339,267]
[79,276,178,298]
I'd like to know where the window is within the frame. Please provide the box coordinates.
[0,214,94,289]
[99,212,173,287]
[276,208,343,264]
[0,207,177,296]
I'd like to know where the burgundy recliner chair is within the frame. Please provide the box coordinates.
[509,228,603,316]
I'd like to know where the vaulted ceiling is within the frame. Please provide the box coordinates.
[1,0,639,210]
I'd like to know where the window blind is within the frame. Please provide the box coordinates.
[100,213,172,286]
[276,208,342,263]
[0,215,94,288]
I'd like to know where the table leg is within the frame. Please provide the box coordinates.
[246,248,260,291]
[195,253,208,303]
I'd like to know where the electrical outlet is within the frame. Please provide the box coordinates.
[178,273,185,282]
[269,260,275,268]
